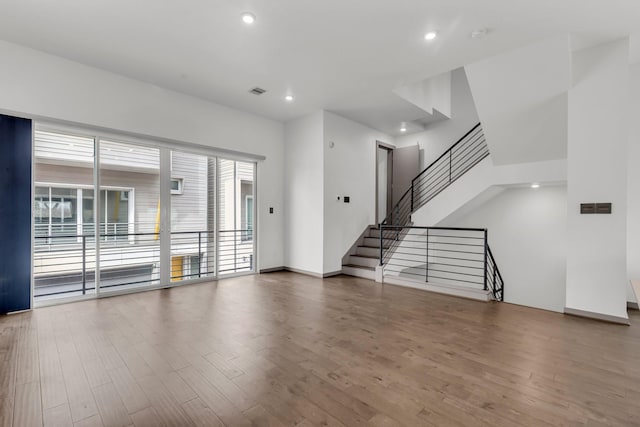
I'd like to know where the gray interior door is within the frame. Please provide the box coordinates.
[391,145,420,207]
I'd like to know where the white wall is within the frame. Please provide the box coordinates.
[393,70,452,118]
[411,156,567,227]
[566,39,630,321]
[0,40,285,271]
[465,35,571,165]
[283,112,325,274]
[440,186,568,313]
[395,68,479,169]
[323,111,393,273]
[627,64,640,302]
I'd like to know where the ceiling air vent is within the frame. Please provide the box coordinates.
[249,87,267,95]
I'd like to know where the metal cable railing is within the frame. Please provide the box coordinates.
[34,230,223,301]
[379,123,489,266]
[412,124,488,211]
[487,246,504,301]
[218,229,254,275]
[379,225,503,301]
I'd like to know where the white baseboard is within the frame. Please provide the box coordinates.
[564,307,630,325]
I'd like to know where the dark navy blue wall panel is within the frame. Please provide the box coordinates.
[0,114,32,314]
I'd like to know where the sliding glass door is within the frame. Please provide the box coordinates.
[32,126,257,304]
[169,150,216,282]
[218,159,256,275]
[98,139,161,295]
[33,131,97,301]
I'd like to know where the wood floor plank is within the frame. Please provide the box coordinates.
[3,272,640,426]
[73,415,104,427]
[136,373,196,427]
[0,321,20,427]
[43,403,73,427]
[107,366,150,415]
[13,381,43,427]
[181,398,224,427]
[128,407,161,427]
[91,382,132,427]
[38,333,69,410]
[82,358,111,390]
[56,330,99,423]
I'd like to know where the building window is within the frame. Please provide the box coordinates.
[35,185,134,244]
[244,195,254,241]
[171,178,184,194]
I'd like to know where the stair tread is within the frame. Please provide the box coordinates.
[342,264,376,271]
[350,254,379,259]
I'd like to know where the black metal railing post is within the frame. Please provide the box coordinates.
[81,234,87,295]
[449,150,452,183]
[394,205,399,240]
[410,184,414,212]
[483,229,488,291]
[493,259,497,299]
[198,231,202,278]
[425,229,429,283]
[379,227,384,266]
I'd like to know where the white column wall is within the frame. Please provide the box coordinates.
[566,39,630,321]
[627,64,640,303]
[323,111,393,274]
[283,112,325,274]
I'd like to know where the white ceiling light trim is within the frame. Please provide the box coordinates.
[424,31,438,41]
[241,12,256,24]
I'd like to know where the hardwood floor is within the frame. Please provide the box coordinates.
[2,272,640,426]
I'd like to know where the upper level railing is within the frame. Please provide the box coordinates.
[376,124,503,300]
[381,123,487,229]
[34,228,253,301]
[379,225,504,301]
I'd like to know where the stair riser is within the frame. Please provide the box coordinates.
[368,228,381,238]
[363,237,392,248]
[349,256,379,268]
[355,246,381,258]
[342,266,376,280]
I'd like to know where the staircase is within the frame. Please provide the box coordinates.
[341,123,505,301]
[341,226,389,280]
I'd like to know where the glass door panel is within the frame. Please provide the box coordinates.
[33,130,97,302]
[169,151,216,282]
[99,139,160,294]
[218,159,255,275]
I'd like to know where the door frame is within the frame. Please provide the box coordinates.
[375,141,395,225]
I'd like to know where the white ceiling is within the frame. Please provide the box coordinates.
[1,0,639,136]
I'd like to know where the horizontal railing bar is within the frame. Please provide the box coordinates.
[35,288,97,297]
[381,225,487,232]
[426,275,484,285]
[428,236,484,241]
[412,123,481,185]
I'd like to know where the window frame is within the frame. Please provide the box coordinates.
[170,177,184,195]
[34,182,135,246]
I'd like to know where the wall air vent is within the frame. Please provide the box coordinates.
[249,87,267,95]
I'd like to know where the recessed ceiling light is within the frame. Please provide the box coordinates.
[285,94,294,102]
[241,12,256,24]
[424,31,438,41]
[400,127,407,133]
[531,183,540,189]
